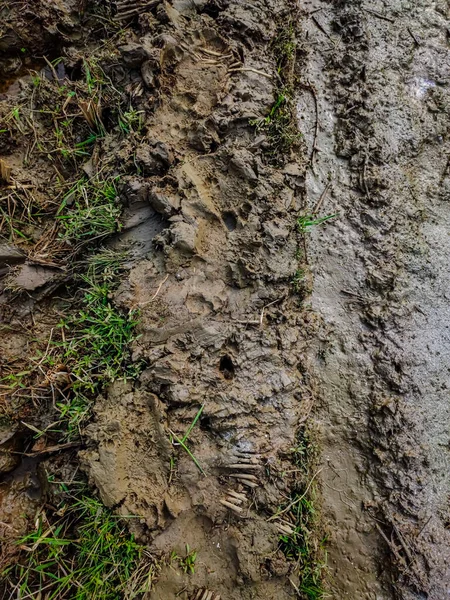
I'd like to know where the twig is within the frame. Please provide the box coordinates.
[260,295,286,326]
[416,515,432,538]
[341,289,366,301]
[362,154,370,198]
[200,48,229,58]
[407,28,420,46]
[307,8,324,16]
[311,16,336,45]
[32,328,54,368]
[42,56,61,86]
[363,8,395,23]
[440,155,450,185]
[375,523,408,569]
[313,182,330,215]
[220,499,243,514]
[289,578,301,595]
[302,83,319,169]
[1,442,80,457]
[114,0,161,20]
[139,274,169,306]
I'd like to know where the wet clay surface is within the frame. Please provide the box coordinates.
[301,0,450,598]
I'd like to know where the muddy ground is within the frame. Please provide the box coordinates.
[1,0,450,599]
[301,1,450,598]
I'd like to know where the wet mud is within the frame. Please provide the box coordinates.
[301,0,450,598]
[0,1,319,599]
[1,0,450,599]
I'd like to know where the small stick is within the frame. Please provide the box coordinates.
[407,28,420,46]
[225,464,260,470]
[268,467,323,521]
[237,480,258,488]
[311,16,336,45]
[276,523,294,535]
[225,495,244,505]
[308,8,324,16]
[229,473,258,481]
[341,289,365,299]
[416,515,432,538]
[114,0,160,20]
[440,155,450,185]
[227,490,247,501]
[139,274,169,306]
[362,155,371,198]
[200,48,226,57]
[232,453,259,462]
[392,522,414,564]
[375,523,408,569]
[42,56,61,85]
[303,83,320,169]
[220,499,243,513]
[2,442,79,457]
[260,295,285,326]
[313,182,330,215]
[363,8,395,23]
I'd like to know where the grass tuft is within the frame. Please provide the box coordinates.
[279,491,327,600]
[170,545,198,575]
[275,428,327,599]
[297,214,337,233]
[251,91,302,159]
[250,22,303,162]
[57,178,122,242]
[3,491,156,600]
[54,258,141,437]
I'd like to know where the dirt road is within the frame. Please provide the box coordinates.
[1,0,450,599]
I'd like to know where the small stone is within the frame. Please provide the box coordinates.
[8,264,60,291]
[148,189,180,216]
[229,149,258,181]
[0,244,25,268]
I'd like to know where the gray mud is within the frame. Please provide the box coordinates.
[301,0,450,598]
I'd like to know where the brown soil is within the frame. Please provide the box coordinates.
[1,0,450,599]
[0,1,319,599]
